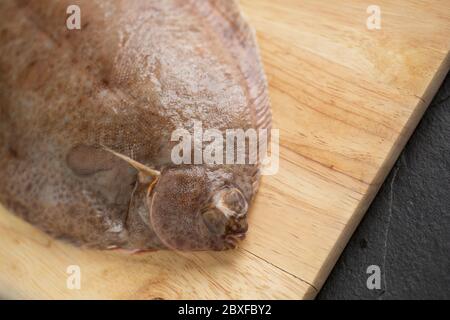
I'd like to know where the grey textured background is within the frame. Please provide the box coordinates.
[318,73,450,300]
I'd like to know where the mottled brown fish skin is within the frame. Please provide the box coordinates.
[0,0,271,251]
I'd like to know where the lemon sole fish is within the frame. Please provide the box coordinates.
[0,0,271,251]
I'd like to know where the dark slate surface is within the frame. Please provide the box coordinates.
[318,73,450,300]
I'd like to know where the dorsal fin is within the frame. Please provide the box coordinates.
[190,0,272,132]
[190,0,272,195]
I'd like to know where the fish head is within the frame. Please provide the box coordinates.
[149,165,251,251]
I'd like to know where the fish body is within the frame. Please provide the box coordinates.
[0,0,271,251]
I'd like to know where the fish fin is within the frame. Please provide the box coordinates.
[100,145,161,179]
[192,0,272,132]
[192,0,272,196]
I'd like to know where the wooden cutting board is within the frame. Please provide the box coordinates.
[0,0,449,299]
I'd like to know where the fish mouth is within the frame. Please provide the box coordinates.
[224,233,247,250]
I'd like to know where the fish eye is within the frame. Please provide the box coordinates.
[219,188,248,217]
[201,187,248,237]
[202,207,228,235]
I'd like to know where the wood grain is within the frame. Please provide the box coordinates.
[0,0,449,299]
